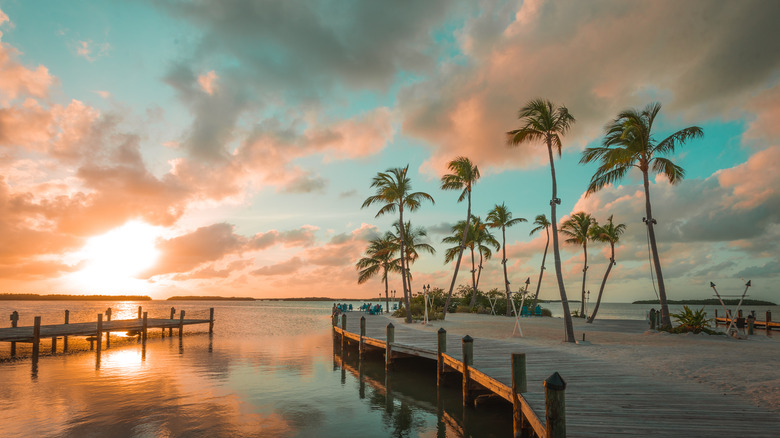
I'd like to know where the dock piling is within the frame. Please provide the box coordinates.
[512,353,529,438]
[767,311,772,334]
[544,372,567,438]
[137,306,142,319]
[437,328,446,386]
[63,310,69,352]
[10,311,18,357]
[359,316,366,359]
[179,310,185,338]
[341,313,347,351]
[105,308,112,348]
[386,323,394,370]
[142,312,148,345]
[748,315,755,335]
[209,308,214,334]
[462,335,474,407]
[32,316,41,365]
[51,336,57,354]
[169,307,175,337]
[96,314,103,356]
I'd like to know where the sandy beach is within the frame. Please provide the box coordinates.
[397,313,780,413]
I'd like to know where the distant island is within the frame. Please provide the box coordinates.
[168,296,256,301]
[0,293,152,301]
[632,298,776,306]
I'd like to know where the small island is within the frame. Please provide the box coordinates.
[0,293,152,301]
[167,296,256,301]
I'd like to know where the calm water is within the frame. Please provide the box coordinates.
[0,301,512,437]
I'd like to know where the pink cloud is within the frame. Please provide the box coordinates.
[197,70,218,95]
[0,23,54,102]
[717,145,780,210]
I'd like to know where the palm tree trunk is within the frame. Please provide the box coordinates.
[531,228,549,310]
[398,207,412,323]
[642,170,671,328]
[580,242,588,316]
[475,253,483,291]
[468,247,478,308]
[502,226,512,317]
[587,244,614,324]
[547,138,575,342]
[443,191,471,318]
[384,270,390,312]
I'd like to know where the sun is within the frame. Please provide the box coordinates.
[68,221,161,293]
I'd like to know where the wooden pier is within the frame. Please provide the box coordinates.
[2,306,214,368]
[334,313,780,437]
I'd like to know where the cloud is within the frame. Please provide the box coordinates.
[197,70,218,95]
[251,257,304,276]
[280,172,327,194]
[397,0,780,175]
[0,20,54,103]
[74,40,111,62]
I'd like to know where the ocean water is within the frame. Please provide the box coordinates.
[0,300,512,437]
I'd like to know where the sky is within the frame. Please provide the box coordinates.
[1,0,778,303]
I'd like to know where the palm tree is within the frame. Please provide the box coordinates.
[529,214,550,310]
[393,221,436,295]
[440,156,480,318]
[507,98,576,342]
[442,216,498,307]
[587,215,626,323]
[486,203,527,316]
[356,232,401,311]
[363,166,434,323]
[560,212,597,317]
[580,102,703,328]
[470,216,499,308]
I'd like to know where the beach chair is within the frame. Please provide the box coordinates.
[534,305,542,316]
[521,305,529,317]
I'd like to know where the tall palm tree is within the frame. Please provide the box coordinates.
[529,214,550,310]
[440,156,480,318]
[363,166,434,323]
[580,102,703,328]
[393,221,436,295]
[486,203,527,316]
[470,216,499,308]
[507,98,576,342]
[560,212,597,317]
[587,215,626,323]
[356,232,401,311]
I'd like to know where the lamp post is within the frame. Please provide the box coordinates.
[422,284,431,324]
[586,290,590,318]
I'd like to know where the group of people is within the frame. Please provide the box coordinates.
[332,302,384,316]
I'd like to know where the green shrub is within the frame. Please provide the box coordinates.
[668,306,714,334]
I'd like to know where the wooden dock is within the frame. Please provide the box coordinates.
[334,312,780,437]
[2,306,214,367]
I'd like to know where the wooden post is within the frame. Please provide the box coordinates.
[142,312,148,345]
[544,372,567,438]
[738,309,743,318]
[138,306,142,319]
[209,308,215,334]
[767,311,772,334]
[462,335,474,407]
[359,316,366,359]
[10,311,19,357]
[63,310,69,352]
[437,328,446,387]
[341,313,347,351]
[32,316,41,365]
[386,323,394,370]
[51,336,57,354]
[748,315,754,335]
[96,314,103,355]
[169,307,175,336]
[105,308,111,348]
[714,308,718,325]
[512,353,529,437]
[179,310,185,338]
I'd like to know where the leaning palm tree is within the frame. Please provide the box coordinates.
[529,214,551,310]
[440,156,480,318]
[356,232,401,311]
[486,203,527,316]
[560,212,597,317]
[580,102,703,328]
[470,216,499,308]
[587,215,626,323]
[393,221,436,295]
[363,166,434,323]
[507,98,576,342]
[442,217,479,309]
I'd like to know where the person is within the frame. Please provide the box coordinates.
[649,308,657,330]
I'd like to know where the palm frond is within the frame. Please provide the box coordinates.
[651,157,686,184]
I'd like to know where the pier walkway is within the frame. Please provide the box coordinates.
[335,313,780,437]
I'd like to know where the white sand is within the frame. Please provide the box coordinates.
[399,313,780,412]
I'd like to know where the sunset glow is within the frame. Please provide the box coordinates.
[0,1,777,300]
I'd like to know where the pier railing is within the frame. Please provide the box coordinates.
[332,313,564,438]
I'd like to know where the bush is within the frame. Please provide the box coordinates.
[668,306,715,334]
[541,308,552,317]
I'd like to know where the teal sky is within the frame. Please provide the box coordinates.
[1,0,778,302]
